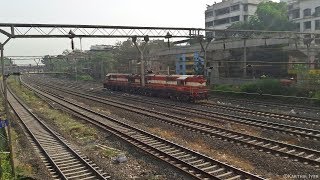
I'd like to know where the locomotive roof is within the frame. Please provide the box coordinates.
[106,73,204,78]
[106,73,131,76]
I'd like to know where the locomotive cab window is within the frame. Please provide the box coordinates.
[177,80,185,86]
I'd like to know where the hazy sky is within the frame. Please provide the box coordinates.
[0,0,279,63]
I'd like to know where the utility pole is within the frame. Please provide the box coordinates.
[243,39,247,78]
[0,42,15,177]
[74,57,78,82]
[132,36,149,87]
[80,38,83,52]
[199,36,213,77]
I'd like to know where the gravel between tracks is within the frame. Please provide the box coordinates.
[26,75,320,178]
[104,93,320,151]
[56,90,320,179]
[30,76,320,149]
[15,82,188,180]
[10,114,52,179]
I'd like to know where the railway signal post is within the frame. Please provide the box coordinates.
[132,36,149,87]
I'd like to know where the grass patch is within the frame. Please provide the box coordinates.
[7,77,98,143]
[0,153,14,179]
[148,127,176,140]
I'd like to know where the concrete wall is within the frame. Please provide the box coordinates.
[152,39,289,56]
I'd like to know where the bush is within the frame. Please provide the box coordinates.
[313,91,320,99]
[213,84,236,92]
[78,74,94,81]
[240,79,296,95]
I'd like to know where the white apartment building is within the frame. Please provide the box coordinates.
[287,0,320,32]
[205,0,265,30]
[280,0,293,3]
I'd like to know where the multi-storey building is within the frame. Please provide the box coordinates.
[205,0,264,30]
[280,0,293,3]
[175,53,204,75]
[287,0,320,32]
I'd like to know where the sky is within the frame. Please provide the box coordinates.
[0,0,278,64]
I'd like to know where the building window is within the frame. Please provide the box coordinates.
[288,5,293,10]
[316,20,320,30]
[244,15,248,22]
[214,18,230,25]
[294,23,301,31]
[215,7,230,16]
[230,16,240,22]
[315,7,320,17]
[205,11,214,18]
[206,32,213,38]
[243,4,248,11]
[315,35,320,44]
[230,4,240,11]
[304,21,311,30]
[205,21,214,27]
[304,8,311,17]
[291,9,300,19]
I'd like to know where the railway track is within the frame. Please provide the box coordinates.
[201,102,320,126]
[19,76,264,180]
[34,76,320,125]
[22,76,320,167]
[24,76,320,141]
[209,96,320,114]
[6,85,109,179]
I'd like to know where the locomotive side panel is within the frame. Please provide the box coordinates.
[104,73,208,102]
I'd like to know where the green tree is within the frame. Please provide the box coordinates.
[229,1,295,31]
[113,39,169,73]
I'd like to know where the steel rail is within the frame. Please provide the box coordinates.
[21,76,264,180]
[209,96,320,112]
[22,76,320,167]
[5,84,109,180]
[26,77,320,141]
[201,102,320,126]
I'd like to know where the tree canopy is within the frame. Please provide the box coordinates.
[228,1,295,31]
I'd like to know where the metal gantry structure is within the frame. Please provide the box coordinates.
[1,23,320,175]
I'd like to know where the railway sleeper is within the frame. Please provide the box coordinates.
[62,166,87,173]
[195,162,211,168]
[165,149,181,154]
[189,159,204,165]
[208,167,225,174]
[50,152,73,158]
[216,171,233,178]
[182,156,197,162]
[305,154,314,159]
[59,163,83,170]
[148,141,163,146]
[53,157,77,163]
[58,161,82,167]
[171,151,186,157]
[64,169,91,177]
[38,141,62,146]
[67,172,93,179]
[225,175,242,180]
[158,146,175,151]
[176,154,191,159]
[81,176,101,180]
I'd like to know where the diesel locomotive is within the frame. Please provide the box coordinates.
[103,73,208,102]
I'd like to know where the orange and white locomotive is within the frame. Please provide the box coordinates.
[104,73,208,102]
